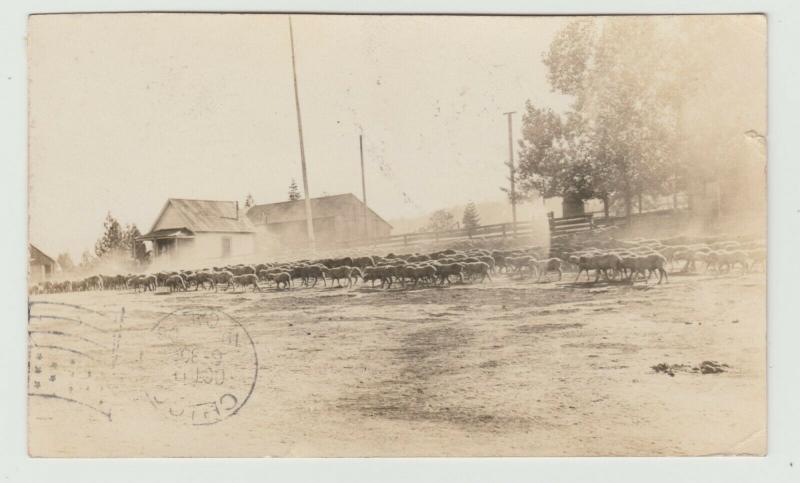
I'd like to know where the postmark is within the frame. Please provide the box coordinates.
[27,301,122,421]
[141,308,258,425]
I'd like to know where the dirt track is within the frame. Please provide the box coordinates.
[28,270,766,456]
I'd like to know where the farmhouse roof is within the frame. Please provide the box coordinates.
[144,198,256,237]
[29,244,56,265]
[247,193,392,228]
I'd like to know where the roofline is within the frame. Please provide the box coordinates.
[147,199,175,235]
[140,228,256,239]
[248,193,353,209]
[29,244,56,264]
[249,192,393,229]
[149,198,254,234]
[167,197,240,204]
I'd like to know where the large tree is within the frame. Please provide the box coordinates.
[518,17,692,219]
[422,209,457,233]
[56,253,75,272]
[122,224,148,262]
[94,212,125,258]
[462,202,481,237]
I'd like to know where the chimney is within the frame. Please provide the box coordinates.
[236,201,239,220]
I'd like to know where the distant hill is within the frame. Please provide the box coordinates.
[388,197,563,234]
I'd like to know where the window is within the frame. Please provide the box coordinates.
[221,237,232,258]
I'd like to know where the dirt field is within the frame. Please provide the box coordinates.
[28,269,766,457]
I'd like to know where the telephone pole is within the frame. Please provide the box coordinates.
[359,134,369,239]
[504,111,518,234]
[289,16,316,250]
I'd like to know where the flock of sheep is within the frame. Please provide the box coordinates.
[30,233,765,295]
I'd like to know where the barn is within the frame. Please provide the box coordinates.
[139,199,256,263]
[247,193,392,247]
[29,244,57,283]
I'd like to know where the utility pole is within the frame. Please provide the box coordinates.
[504,111,518,235]
[359,134,369,239]
[289,15,316,250]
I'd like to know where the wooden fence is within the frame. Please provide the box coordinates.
[330,220,543,251]
[548,213,595,236]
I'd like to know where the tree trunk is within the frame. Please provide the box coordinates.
[637,193,643,214]
[602,196,610,219]
[625,193,633,221]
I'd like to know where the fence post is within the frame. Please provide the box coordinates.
[403,235,408,246]
[502,224,507,240]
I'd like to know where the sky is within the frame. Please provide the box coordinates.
[28,13,573,259]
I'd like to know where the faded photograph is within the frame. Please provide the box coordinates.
[27,13,766,456]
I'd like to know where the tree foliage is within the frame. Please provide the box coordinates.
[93,213,147,262]
[122,224,148,262]
[462,202,481,236]
[79,250,97,269]
[422,209,457,233]
[244,193,255,209]
[288,179,302,201]
[517,17,697,217]
[94,212,125,258]
[56,252,75,272]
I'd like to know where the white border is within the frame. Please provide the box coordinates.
[2,1,798,482]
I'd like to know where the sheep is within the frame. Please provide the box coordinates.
[192,271,216,291]
[434,262,464,285]
[506,255,534,273]
[618,256,639,280]
[322,266,356,288]
[352,256,375,269]
[258,269,282,283]
[362,266,393,288]
[299,264,328,287]
[491,252,509,272]
[212,270,235,291]
[398,264,437,287]
[629,254,668,284]
[125,275,139,290]
[271,272,292,290]
[164,274,187,292]
[348,267,364,286]
[477,255,497,273]
[134,274,157,292]
[85,275,104,291]
[232,274,260,292]
[156,272,171,287]
[716,250,750,273]
[674,249,700,272]
[463,261,491,283]
[576,254,622,282]
[534,258,563,282]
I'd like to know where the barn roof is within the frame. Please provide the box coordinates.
[29,244,56,265]
[144,199,256,237]
[247,193,392,228]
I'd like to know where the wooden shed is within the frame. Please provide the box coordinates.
[29,244,57,283]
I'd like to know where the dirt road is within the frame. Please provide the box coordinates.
[28,270,766,456]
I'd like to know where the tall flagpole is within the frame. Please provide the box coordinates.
[504,111,518,235]
[289,16,316,250]
[359,134,369,239]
